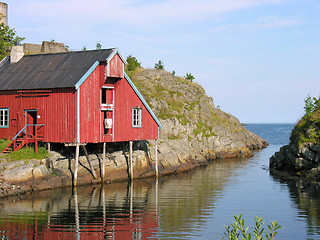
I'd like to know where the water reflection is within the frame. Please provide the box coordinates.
[0,157,248,239]
[0,181,159,239]
[271,171,320,238]
[2,151,320,239]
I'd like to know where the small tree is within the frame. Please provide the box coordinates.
[126,55,141,71]
[304,95,320,117]
[172,70,175,76]
[185,73,195,81]
[155,60,164,70]
[0,20,25,60]
[96,41,102,50]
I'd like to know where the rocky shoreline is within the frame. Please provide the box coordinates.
[0,138,267,198]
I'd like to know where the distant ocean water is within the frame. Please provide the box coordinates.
[244,123,295,145]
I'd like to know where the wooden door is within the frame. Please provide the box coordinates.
[25,110,37,136]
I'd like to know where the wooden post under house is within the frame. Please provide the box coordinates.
[74,143,80,187]
[155,139,158,178]
[82,145,97,179]
[129,141,133,182]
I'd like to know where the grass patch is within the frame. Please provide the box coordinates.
[193,122,216,137]
[0,139,11,153]
[4,146,48,161]
[290,109,320,145]
[168,135,179,140]
[167,98,184,113]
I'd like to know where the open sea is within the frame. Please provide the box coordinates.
[2,123,320,239]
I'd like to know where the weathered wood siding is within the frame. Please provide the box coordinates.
[112,77,159,142]
[79,64,104,143]
[0,89,77,143]
[108,54,124,78]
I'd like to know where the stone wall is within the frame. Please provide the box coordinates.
[23,41,66,55]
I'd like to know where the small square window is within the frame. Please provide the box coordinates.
[132,108,142,128]
[0,108,9,128]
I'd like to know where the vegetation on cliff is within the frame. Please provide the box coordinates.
[290,96,320,146]
[127,64,246,138]
[270,96,320,178]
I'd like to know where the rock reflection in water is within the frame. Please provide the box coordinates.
[271,171,320,237]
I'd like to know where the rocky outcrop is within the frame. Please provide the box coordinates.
[0,68,268,198]
[270,108,320,180]
[132,68,268,161]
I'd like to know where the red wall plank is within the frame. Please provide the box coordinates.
[0,89,77,143]
[108,54,124,78]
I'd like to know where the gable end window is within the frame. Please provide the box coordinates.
[0,108,9,128]
[132,108,142,128]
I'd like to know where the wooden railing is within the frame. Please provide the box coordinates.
[2,124,45,154]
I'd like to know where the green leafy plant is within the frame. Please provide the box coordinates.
[222,214,281,240]
[154,60,164,70]
[185,73,195,81]
[0,19,25,59]
[304,95,320,117]
[96,41,102,50]
[126,55,141,71]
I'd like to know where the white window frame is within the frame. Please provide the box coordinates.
[0,108,9,128]
[132,108,142,128]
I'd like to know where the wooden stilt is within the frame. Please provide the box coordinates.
[47,142,51,153]
[35,129,38,153]
[74,143,80,187]
[155,139,158,178]
[129,141,133,182]
[102,142,106,180]
[82,145,97,179]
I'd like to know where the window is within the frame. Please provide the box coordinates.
[102,88,107,104]
[132,108,142,127]
[0,108,9,128]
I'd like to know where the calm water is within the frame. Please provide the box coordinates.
[1,124,320,239]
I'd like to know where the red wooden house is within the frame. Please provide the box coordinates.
[0,48,162,153]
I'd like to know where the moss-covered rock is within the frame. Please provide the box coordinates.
[270,108,320,179]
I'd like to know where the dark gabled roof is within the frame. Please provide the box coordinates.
[0,49,115,90]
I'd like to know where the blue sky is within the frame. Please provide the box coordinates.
[4,0,320,123]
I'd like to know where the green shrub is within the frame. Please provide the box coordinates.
[222,214,281,240]
[155,60,164,70]
[185,73,195,81]
[126,55,141,71]
[304,95,320,117]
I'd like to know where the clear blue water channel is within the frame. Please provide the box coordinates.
[1,123,320,239]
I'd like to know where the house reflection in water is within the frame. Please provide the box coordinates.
[0,182,159,239]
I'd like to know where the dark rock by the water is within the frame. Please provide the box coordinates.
[270,107,320,180]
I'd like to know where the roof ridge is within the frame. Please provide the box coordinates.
[0,56,9,70]
[23,48,116,57]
